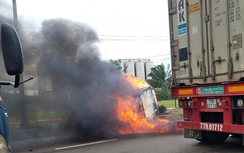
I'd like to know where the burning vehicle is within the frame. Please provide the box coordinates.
[123,74,159,120]
[67,73,176,138]
[113,74,179,135]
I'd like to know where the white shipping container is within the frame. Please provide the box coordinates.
[168,0,244,86]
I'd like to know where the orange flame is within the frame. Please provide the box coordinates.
[123,74,150,89]
[112,74,179,135]
[115,96,172,134]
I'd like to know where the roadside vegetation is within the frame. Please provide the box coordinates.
[157,99,182,115]
[147,63,172,100]
[2,92,68,124]
[158,99,176,108]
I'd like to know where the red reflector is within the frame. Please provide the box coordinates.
[179,101,183,107]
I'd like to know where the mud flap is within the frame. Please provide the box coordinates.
[184,129,202,140]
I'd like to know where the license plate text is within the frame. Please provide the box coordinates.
[200,123,223,131]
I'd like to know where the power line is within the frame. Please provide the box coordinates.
[98,35,169,41]
[100,38,168,41]
[99,35,169,37]
[138,53,170,58]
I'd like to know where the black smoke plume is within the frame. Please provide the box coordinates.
[36,18,136,139]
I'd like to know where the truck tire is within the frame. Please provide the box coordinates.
[204,131,229,143]
[195,131,209,142]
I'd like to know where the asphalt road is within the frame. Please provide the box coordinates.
[15,131,244,153]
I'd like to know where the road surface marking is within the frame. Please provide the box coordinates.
[55,139,118,150]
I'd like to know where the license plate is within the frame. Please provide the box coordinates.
[207,99,217,108]
[200,123,223,131]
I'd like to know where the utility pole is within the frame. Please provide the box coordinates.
[12,0,19,31]
[12,0,30,128]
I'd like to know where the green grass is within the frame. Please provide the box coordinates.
[157,99,177,108]
[8,110,68,123]
[27,110,68,121]
[158,99,183,115]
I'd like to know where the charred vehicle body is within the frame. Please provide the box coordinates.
[135,86,159,119]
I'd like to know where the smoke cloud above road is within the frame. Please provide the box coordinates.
[36,18,139,139]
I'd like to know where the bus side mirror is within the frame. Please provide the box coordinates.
[1,22,23,76]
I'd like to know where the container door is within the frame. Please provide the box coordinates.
[169,0,190,85]
[208,0,230,80]
[169,0,209,85]
[228,0,244,79]
[188,0,208,81]
[176,0,189,78]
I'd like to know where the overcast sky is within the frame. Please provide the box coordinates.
[7,0,171,65]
